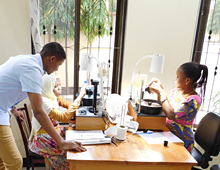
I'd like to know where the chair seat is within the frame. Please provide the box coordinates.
[28,150,44,160]
[28,150,45,167]
[211,164,220,170]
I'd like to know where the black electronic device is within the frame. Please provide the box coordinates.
[81,88,94,106]
[81,79,100,108]
[136,86,162,115]
[87,79,99,114]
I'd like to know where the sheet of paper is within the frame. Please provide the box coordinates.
[138,131,183,144]
[65,130,105,141]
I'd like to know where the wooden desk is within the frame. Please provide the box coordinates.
[75,107,107,130]
[67,132,197,170]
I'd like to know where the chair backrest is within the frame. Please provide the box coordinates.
[17,103,32,131]
[195,112,220,156]
[16,103,32,158]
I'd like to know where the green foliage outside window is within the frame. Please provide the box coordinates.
[39,0,112,45]
[80,0,112,45]
[206,0,220,42]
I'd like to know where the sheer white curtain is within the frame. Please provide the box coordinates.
[29,0,42,53]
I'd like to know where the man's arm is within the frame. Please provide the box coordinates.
[28,92,87,152]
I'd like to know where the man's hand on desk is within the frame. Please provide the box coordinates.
[60,140,87,152]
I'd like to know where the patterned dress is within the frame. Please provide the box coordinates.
[29,118,69,170]
[29,73,80,170]
[166,88,201,152]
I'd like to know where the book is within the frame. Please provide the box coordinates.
[65,130,111,145]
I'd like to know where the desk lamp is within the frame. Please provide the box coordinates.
[130,54,165,99]
[80,53,105,115]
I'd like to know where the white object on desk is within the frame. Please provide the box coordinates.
[126,121,139,133]
[116,125,127,140]
[65,130,105,140]
[138,131,183,145]
[104,124,127,141]
[105,94,128,124]
[104,120,139,136]
[74,137,111,145]
[104,126,118,136]
[65,130,111,145]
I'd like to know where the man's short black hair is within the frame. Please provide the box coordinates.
[40,42,66,60]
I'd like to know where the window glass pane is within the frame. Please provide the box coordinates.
[39,0,75,101]
[196,0,220,124]
[39,0,117,100]
[79,0,116,97]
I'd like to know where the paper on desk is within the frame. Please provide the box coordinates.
[138,132,183,144]
[104,126,118,136]
[65,130,105,141]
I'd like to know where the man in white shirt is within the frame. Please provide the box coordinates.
[0,42,86,170]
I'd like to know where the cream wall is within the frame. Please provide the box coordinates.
[122,0,201,99]
[0,0,31,65]
[0,0,31,158]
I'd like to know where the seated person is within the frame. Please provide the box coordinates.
[29,73,86,169]
[148,62,208,152]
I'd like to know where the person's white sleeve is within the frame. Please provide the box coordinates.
[20,67,42,94]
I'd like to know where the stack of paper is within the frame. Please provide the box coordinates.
[65,130,111,145]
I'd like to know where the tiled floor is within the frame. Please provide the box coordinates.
[22,167,46,170]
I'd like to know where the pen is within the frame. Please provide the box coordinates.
[111,139,118,146]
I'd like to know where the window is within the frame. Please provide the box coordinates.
[39,0,119,101]
[194,0,220,124]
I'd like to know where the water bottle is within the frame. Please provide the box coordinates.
[81,80,89,96]
[82,80,88,88]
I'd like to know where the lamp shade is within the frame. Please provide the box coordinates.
[80,53,94,72]
[150,54,165,73]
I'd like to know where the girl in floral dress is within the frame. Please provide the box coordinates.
[148,62,208,152]
[29,73,86,169]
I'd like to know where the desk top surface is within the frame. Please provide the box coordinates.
[67,132,197,166]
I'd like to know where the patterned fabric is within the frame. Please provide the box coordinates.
[166,88,201,152]
[29,119,70,170]
[29,73,79,169]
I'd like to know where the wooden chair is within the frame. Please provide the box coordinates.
[16,103,45,170]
